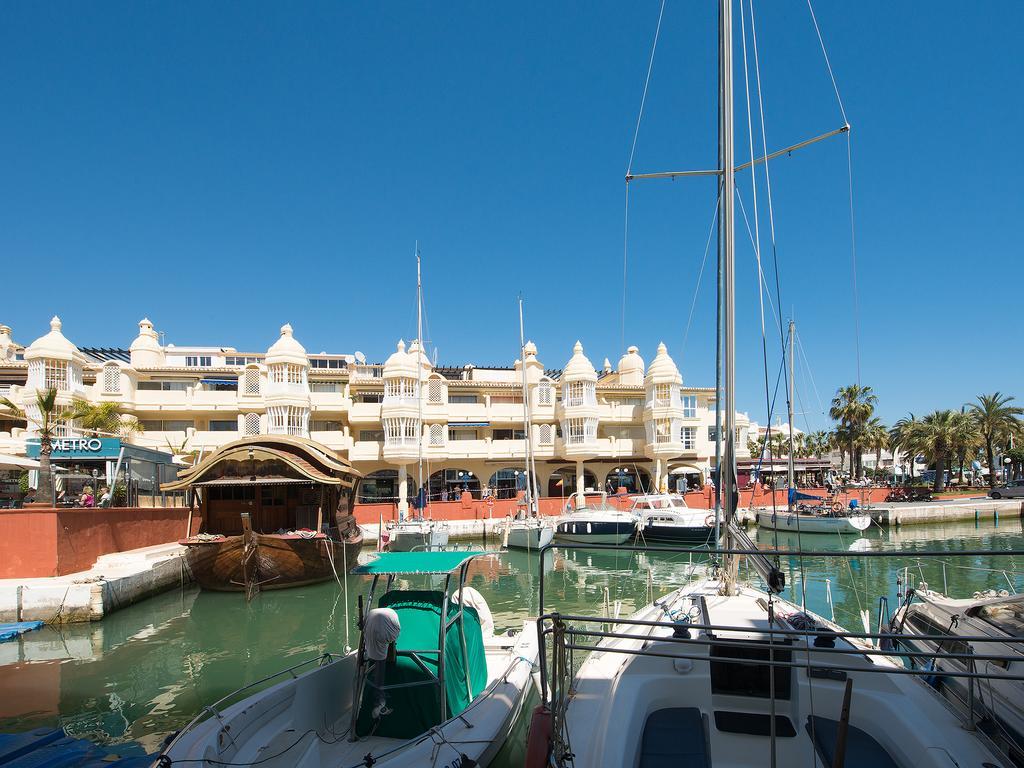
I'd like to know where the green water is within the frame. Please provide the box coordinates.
[0,518,1022,757]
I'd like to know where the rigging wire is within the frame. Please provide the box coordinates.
[622,0,667,354]
[680,181,724,357]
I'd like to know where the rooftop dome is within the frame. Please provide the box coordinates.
[562,341,597,381]
[25,316,84,363]
[266,323,308,366]
[0,325,16,362]
[385,339,409,368]
[645,342,682,384]
[617,345,645,385]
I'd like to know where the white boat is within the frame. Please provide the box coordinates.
[385,518,450,551]
[756,506,871,533]
[890,588,1024,764]
[158,551,538,768]
[554,492,635,545]
[501,516,555,550]
[631,493,715,546]
[536,577,1009,768]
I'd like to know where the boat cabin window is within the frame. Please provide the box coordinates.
[906,613,969,657]
[971,599,1024,638]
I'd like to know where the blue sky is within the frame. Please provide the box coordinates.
[1,2,1020,430]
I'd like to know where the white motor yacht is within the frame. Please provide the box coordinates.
[384,517,450,551]
[554,492,635,545]
[631,493,716,546]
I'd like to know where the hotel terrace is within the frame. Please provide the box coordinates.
[0,319,751,511]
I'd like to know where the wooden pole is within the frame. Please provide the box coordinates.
[832,677,854,768]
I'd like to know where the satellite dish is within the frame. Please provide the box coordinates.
[354,351,366,364]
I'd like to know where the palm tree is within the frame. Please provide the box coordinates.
[0,388,67,506]
[968,393,1023,488]
[889,414,920,481]
[829,384,877,478]
[807,430,830,459]
[912,410,959,492]
[951,408,981,485]
[67,398,143,439]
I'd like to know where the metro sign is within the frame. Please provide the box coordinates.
[52,438,103,453]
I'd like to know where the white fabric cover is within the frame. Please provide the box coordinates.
[363,608,401,661]
[452,586,494,637]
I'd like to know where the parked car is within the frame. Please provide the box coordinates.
[989,479,1024,499]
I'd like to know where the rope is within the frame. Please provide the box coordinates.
[681,181,723,357]
[804,0,849,125]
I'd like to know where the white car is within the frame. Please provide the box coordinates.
[989,479,1024,499]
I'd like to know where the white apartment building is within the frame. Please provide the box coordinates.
[0,319,751,512]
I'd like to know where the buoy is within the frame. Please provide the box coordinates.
[524,704,553,768]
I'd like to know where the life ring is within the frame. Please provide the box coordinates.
[831,501,843,514]
[704,513,716,527]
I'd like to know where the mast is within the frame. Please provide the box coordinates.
[720,0,739,594]
[518,297,537,514]
[416,243,426,515]
[787,319,796,513]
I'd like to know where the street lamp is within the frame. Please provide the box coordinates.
[1004,456,1012,484]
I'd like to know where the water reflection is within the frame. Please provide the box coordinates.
[0,519,1019,755]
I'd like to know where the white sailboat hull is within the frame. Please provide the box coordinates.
[159,623,539,768]
[386,522,450,552]
[556,580,1007,767]
[756,508,871,533]
[504,521,555,550]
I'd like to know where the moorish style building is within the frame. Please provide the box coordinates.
[0,318,751,506]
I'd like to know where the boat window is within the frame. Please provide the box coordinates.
[971,599,1024,638]
[906,612,969,657]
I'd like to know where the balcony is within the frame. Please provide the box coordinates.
[349,402,382,423]
[309,431,351,451]
[310,391,350,411]
[265,381,308,398]
[191,389,239,409]
[134,389,191,408]
[350,441,382,463]
[190,430,240,449]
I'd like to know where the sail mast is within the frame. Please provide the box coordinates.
[720,0,738,594]
[416,243,425,514]
[518,297,536,514]
[787,319,796,512]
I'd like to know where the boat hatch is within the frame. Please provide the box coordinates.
[970,598,1024,638]
[710,641,793,699]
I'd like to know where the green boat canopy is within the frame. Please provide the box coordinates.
[353,551,486,575]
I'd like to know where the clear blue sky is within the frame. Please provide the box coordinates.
[2,2,1020,431]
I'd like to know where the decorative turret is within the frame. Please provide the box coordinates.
[513,340,545,383]
[644,342,686,491]
[129,318,164,368]
[24,317,86,393]
[264,323,310,437]
[617,345,645,386]
[381,339,428,465]
[559,342,599,480]
[0,325,19,363]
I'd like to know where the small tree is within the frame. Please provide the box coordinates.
[0,388,68,506]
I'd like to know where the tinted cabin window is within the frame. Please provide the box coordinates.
[710,642,792,700]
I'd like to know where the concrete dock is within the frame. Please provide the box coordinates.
[0,543,191,624]
[870,498,1023,526]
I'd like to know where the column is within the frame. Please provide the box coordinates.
[398,464,408,521]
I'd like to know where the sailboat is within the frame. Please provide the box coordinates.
[499,297,555,551]
[526,3,1013,766]
[385,247,450,552]
[756,320,871,534]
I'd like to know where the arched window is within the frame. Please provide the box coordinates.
[428,423,445,446]
[605,466,653,494]
[537,381,553,406]
[547,467,597,497]
[243,366,261,396]
[244,413,261,435]
[427,468,480,501]
[487,467,529,499]
[427,378,444,405]
[538,424,553,444]
[359,469,400,503]
[102,364,120,394]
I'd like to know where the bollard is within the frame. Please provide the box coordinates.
[975,508,979,527]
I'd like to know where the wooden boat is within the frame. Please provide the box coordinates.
[162,435,365,596]
[182,526,363,592]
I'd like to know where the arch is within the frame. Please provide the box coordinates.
[547,466,598,498]
[668,462,705,492]
[428,467,481,501]
[487,467,531,500]
[605,465,653,494]
[360,469,399,503]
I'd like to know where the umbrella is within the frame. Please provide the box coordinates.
[0,453,41,471]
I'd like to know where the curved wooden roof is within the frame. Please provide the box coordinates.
[161,435,361,491]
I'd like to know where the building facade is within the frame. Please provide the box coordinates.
[0,319,752,510]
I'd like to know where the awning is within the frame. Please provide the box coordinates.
[448,422,489,427]
[201,378,238,385]
[193,477,316,487]
[0,453,41,471]
[353,551,486,575]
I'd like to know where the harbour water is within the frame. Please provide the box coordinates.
[0,517,1021,760]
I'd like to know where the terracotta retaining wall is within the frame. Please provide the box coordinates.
[0,507,199,578]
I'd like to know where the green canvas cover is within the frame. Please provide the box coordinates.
[352,551,486,575]
[356,589,488,739]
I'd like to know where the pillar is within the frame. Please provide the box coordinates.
[398,464,408,520]
[576,460,585,505]
[655,458,663,494]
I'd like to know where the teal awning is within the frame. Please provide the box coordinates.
[353,551,486,575]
